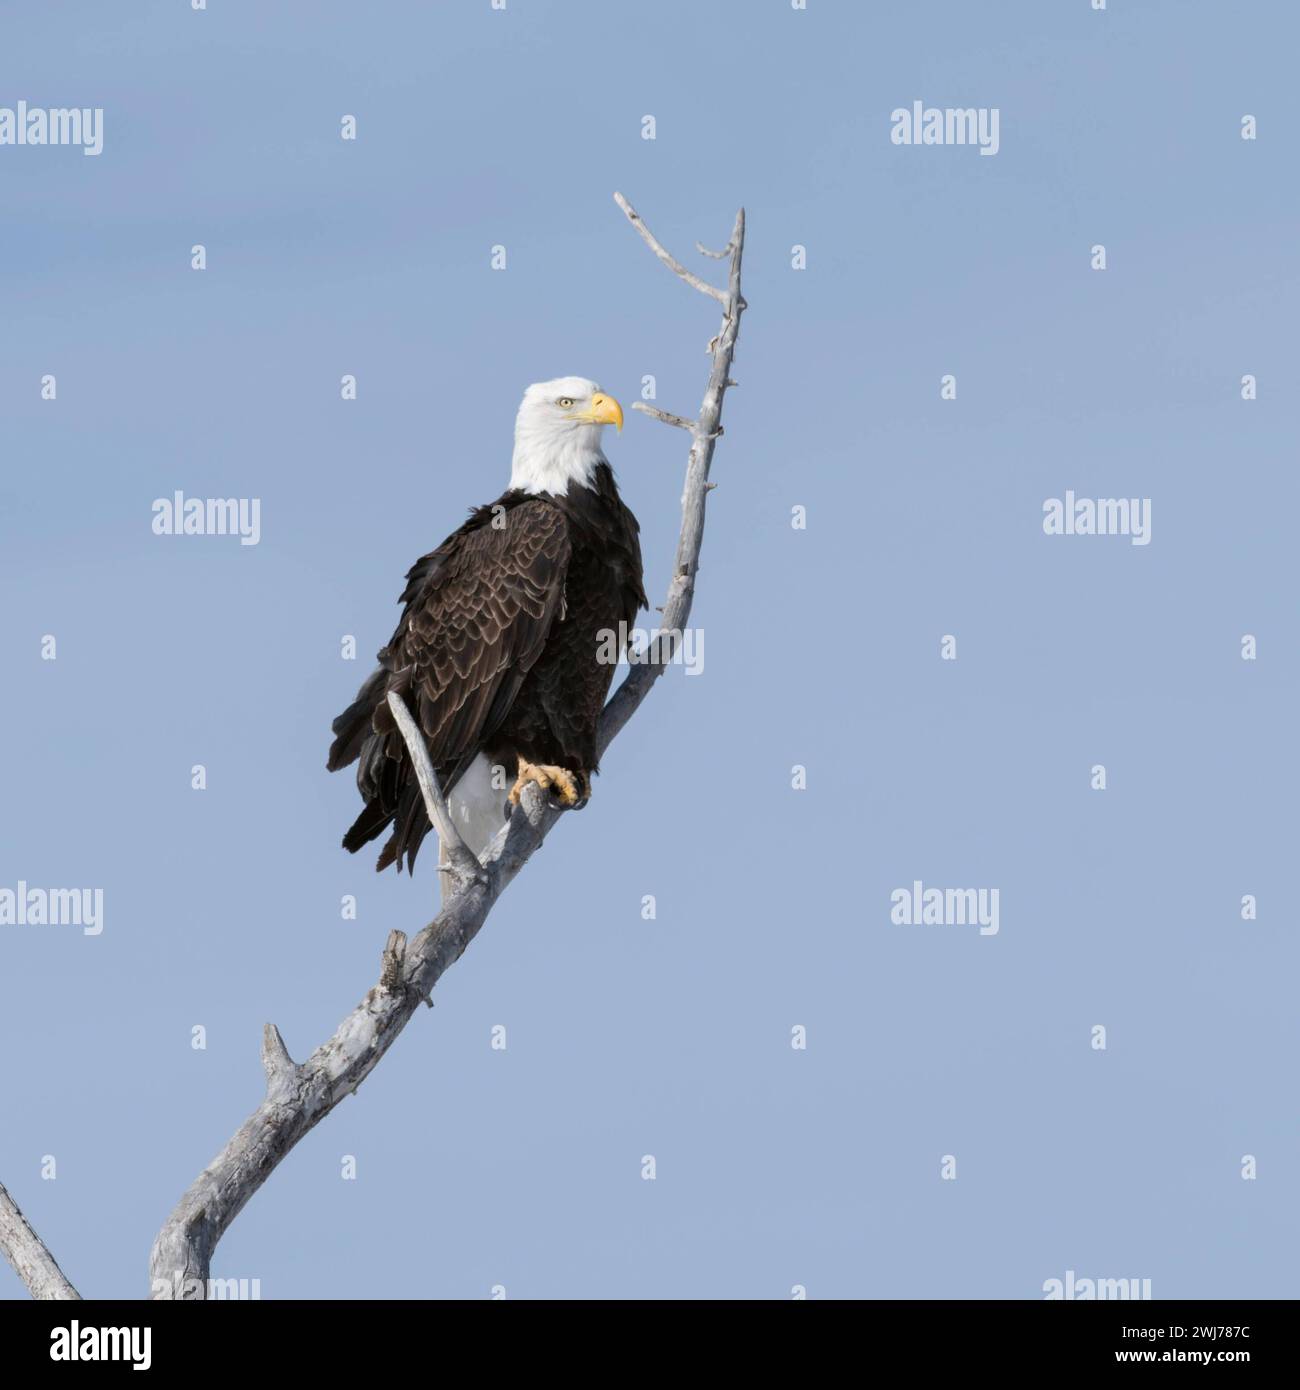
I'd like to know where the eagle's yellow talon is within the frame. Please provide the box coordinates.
[509,759,582,808]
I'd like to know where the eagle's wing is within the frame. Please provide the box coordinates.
[328,499,571,870]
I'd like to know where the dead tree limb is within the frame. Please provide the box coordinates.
[613,191,729,304]
[386,689,484,888]
[0,1182,80,1300]
[0,193,744,1303]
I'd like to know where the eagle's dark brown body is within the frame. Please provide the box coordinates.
[328,462,645,872]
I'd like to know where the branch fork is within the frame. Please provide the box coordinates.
[613,192,729,305]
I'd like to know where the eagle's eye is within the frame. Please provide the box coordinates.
[556,397,575,409]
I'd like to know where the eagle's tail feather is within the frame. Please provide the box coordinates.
[393,781,434,875]
[341,796,392,855]
[327,667,388,772]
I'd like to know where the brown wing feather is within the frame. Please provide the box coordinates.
[328,497,570,871]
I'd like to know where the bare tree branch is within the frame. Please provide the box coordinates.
[0,1182,80,1300]
[613,191,728,303]
[145,193,745,1299]
[385,690,483,886]
[260,1022,300,1104]
[633,402,695,431]
[602,192,746,730]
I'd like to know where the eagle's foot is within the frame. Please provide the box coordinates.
[509,760,584,809]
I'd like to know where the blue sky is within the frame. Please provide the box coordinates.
[1,0,1297,1299]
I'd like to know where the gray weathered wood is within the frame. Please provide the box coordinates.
[599,196,745,747]
[632,402,694,431]
[614,191,729,303]
[0,1182,80,1300]
[386,689,483,885]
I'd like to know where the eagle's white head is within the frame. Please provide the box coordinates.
[510,376,624,496]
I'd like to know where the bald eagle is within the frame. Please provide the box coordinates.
[327,377,647,872]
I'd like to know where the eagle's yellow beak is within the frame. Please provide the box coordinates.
[582,392,624,433]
